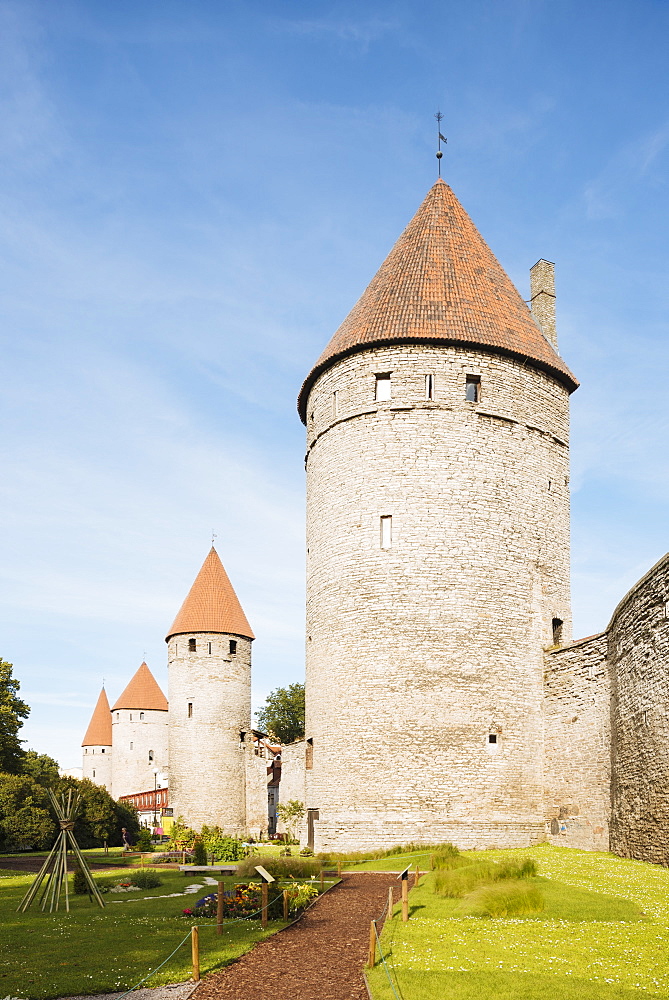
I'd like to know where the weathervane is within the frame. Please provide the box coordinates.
[212,529,217,547]
[434,111,447,177]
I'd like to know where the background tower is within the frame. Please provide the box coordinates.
[81,687,112,792]
[110,662,168,799]
[298,178,578,852]
[166,547,254,834]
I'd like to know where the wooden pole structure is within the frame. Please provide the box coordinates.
[261,881,268,929]
[402,876,409,923]
[337,861,342,876]
[320,869,324,892]
[386,885,393,922]
[283,889,289,921]
[415,864,420,884]
[367,920,377,968]
[191,925,200,982]
[430,853,435,870]
[217,881,224,935]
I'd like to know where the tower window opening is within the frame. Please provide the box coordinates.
[333,390,339,417]
[92,769,95,777]
[188,638,196,652]
[380,515,393,549]
[643,710,648,725]
[488,734,497,744]
[208,642,212,654]
[116,713,119,721]
[139,712,144,720]
[129,714,132,722]
[465,375,480,402]
[306,737,314,770]
[101,748,105,753]
[187,702,193,718]
[425,373,435,400]
[552,618,564,645]
[84,748,88,754]
[148,750,154,762]
[375,373,392,401]
[229,639,237,655]
[130,742,133,750]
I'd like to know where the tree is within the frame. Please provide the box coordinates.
[0,659,29,773]
[0,773,55,851]
[57,776,140,848]
[21,750,60,787]
[255,682,305,744]
[276,799,305,843]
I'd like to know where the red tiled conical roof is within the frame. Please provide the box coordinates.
[111,662,168,712]
[166,547,254,641]
[81,687,112,746]
[298,178,578,421]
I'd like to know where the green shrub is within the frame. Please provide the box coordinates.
[136,829,154,852]
[456,880,545,917]
[234,855,321,879]
[200,826,246,862]
[192,839,208,866]
[130,869,162,889]
[434,863,496,897]
[72,867,89,895]
[494,857,537,880]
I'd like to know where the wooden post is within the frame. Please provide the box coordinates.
[261,880,268,929]
[415,865,420,884]
[283,889,289,921]
[367,920,377,968]
[191,926,200,982]
[217,881,224,935]
[182,850,186,865]
[387,885,393,920]
[337,861,342,876]
[430,853,434,870]
[402,876,409,923]
[320,869,324,891]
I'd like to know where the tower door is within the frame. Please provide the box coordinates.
[307,808,319,851]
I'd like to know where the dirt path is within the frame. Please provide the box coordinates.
[194,872,399,1000]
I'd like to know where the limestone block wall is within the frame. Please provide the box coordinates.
[245,745,269,840]
[543,634,610,850]
[167,632,251,834]
[276,740,308,843]
[82,745,113,793]
[609,552,669,865]
[304,344,572,851]
[111,710,168,799]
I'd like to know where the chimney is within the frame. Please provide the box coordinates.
[530,259,557,350]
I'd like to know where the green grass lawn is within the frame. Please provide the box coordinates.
[366,845,669,1000]
[0,867,300,999]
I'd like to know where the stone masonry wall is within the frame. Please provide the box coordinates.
[111,709,168,799]
[304,343,572,852]
[82,744,113,793]
[609,552,669,865]
[277,740,308,843]
[167,632,251,835]
[245,746,269,840]
[543,633,610,850]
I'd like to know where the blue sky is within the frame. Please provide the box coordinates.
[0,0,667,768]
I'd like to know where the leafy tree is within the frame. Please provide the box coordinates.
[276,799,305,843]
[21,749,60,787]
[0,659,29,773]
[255,682,305,744]
[0,773,55,851]
[56,776,139,848]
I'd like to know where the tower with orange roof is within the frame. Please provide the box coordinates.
[81,686,113,792]
[166,547,254,833]
[110,661,169,799]
[298,178,578,852]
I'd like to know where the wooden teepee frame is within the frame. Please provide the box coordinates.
[17,788,105,913]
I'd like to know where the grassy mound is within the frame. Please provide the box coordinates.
[456,880,545,917]
[234,855,321,879]
[434,857,537,897]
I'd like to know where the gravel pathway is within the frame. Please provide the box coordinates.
[193,872,399,1000]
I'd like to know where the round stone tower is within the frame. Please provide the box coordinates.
[110,662,169,799]
[166,547,254,834]
[298,178,579,852]
[82,686,113,792]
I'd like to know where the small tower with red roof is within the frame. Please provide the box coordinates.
[82,686,113,792]
[110,661,168,799]
[166,547,254,834]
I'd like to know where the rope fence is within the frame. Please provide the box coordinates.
[366,867,421,1000]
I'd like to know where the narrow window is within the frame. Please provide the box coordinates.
[229,639,237,655]
[465,375,480,402]
[188,637,196,652]
[643,710,648,726]
[92,769,95,778]
[380,515,392,549]
[85,748,88,754]
[333,390,339,417]
[187,702,193,718]
[552,618,564,645]
[130,742,133,750]
[488,734,497,744]
[208,642,212,654]
[139,712,144,720]
[129,714,133,722]
[101,748,105,753]
[375,373,392,401]
[425,374,435,400]
[148,750,154,762]
[306,737,314,770]
[116,713,119,721]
